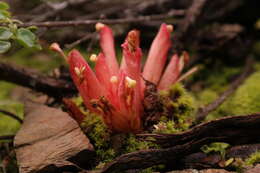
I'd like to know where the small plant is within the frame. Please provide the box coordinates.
[201,142,230,159]
[245,151,260,166]
[0,1,41,53]
[51,23,196,133]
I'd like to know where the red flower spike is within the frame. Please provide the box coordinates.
[158,54,180,90]
[64,23,194,133]
[142,23,172,84]
[68,50,104,110]
[96,23,119,76]
[95,53,111,92]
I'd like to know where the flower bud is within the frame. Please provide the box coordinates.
[166,24,174,32]
[90,54,98,62]
[95,22,105,31]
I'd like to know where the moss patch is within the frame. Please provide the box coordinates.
[0,81,23,138]
[155,83,195,133]
[206,71,260,120]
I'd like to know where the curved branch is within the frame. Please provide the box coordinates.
[104,113,260,172]
[0,135,14,141]
[0,62,77,98]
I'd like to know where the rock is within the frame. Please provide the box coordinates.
[14,102,95,173]
[167,169,235,173]
[244,164,260,173]
[199,169,235,173]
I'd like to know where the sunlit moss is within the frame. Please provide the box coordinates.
[205,71,260,120]
[245,151,260,166]
[0,81,23,137]
[123,134,159,154]
[162,83,195,117]
[201,142,230,159]
[81,112,113,162]
[155,83,195,133]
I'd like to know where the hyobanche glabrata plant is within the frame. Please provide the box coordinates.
[51,23,196,133]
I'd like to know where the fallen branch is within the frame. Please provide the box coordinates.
[18,10,184,28]
[0,109,23,123]
[0,135,14,141]
[102,113,260,172]
[195,57,254,123]
[0,62,76,98]
[183,143,260,169]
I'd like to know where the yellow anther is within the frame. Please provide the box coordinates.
[95,22,105,31]
[74,67,81,77]
[90,54,98,62]
[110,76,118,84]
[166,24,174,32]
[74,66,85,77]
[125,76,136,88]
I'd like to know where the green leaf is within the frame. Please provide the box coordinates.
[27,26,38,32]
[201,142,230,159]
[0,10,10,20]
[0,27,12,40]
[0,2,9,10]
[0,40,10,53]
[0,11,6,19]
[1,10,10,17]
[16,28,37,48]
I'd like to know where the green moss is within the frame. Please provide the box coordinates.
[0,81,23,138]
[201,142,230,159]
[195,89,218,106]
[2,48,63,73]
[81,112,113,162]
[245,151,260,166]
[0,103,23,137]
[163,83,195,117]
[0,81,15,100]
[206,71,260,119]
[155,83,195,133]
[123,134,159,153]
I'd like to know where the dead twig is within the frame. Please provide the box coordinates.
[103,113,260,172]
[195,57,254,123]
[18,10,185,28]
[65,32,96,49]
[0,109,23,123]
[0,135,14,141]
[0,62,76,98]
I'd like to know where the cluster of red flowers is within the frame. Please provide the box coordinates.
[51,23,192,133]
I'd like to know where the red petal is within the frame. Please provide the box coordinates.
[121,30,143,118]
[158,54,180,90]
[142,23,171,84]
[68,50,104,106]
[95,53,111,92]
[99,25,119,76]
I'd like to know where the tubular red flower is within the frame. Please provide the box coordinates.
[68,50,104,111]
[96,23,119,76]
[142,23,171,84]
[158,54,180,90]
[65,23,193,133]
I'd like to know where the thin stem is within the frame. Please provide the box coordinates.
[0,109,23,123]
[17,10,184,28]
